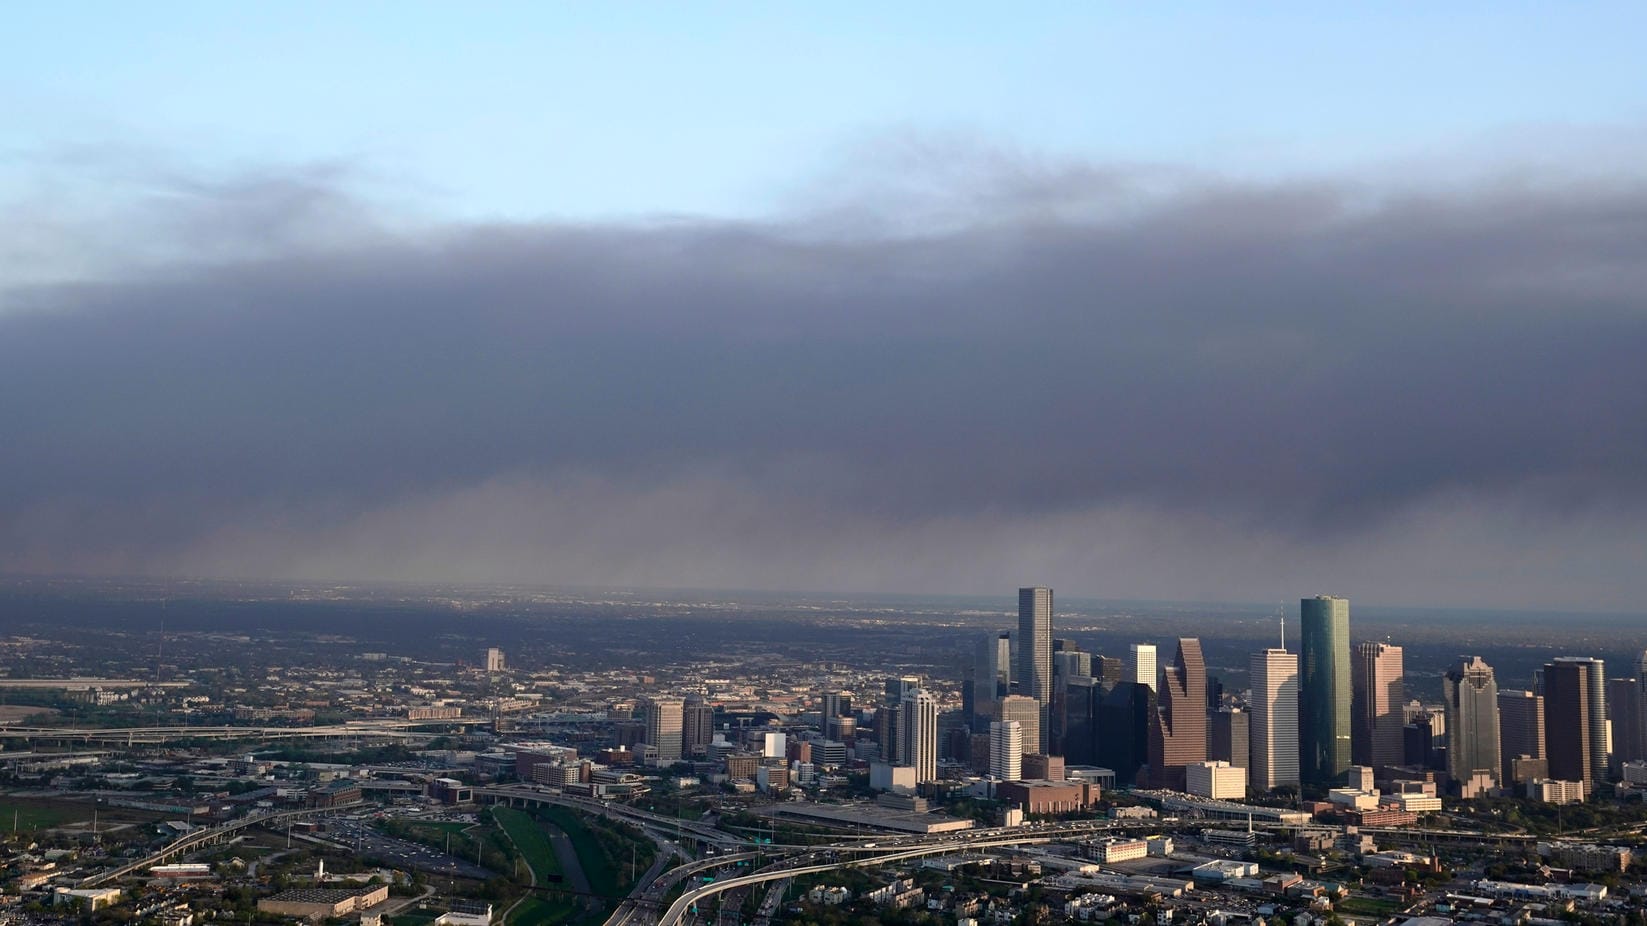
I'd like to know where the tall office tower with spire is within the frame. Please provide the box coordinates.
[1443,656,1501,789]
[1250,648,1300,791]
[1147,638,1208,790]
[969,632,1012,732]
[682,695,715,757]
[998,694,1042,766]
[1543,657,1608,791]
[643,697,684,763]
[1300,595,1352,785]
[1352,642,1406,770]
[897,688,939,784]
[1498,689,1546,784]
[1130,643,1158,690]
[1018,587,1053,750]
[990,720,1023,780]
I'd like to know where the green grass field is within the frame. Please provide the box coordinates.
[1339,895,1405,916]
[493,807,566,884]
[538,807,627,901]
[410,820,474,836]
[0,799,87,830]
[508,895,578,926]
[493,808,583,926]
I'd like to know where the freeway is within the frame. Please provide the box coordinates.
[605,853,763,926]
[656,814,1273,926]
[476,785,744,848]
[751,877,791,926]
[78,802,366,887]
[657,832,1063,926]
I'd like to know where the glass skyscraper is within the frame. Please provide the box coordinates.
[1300,595,1352,785]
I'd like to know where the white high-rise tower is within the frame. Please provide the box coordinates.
[1130,643,1157,690]
[898,688,939,784]
[1250,648,1300,791]
[990,720,1023,781]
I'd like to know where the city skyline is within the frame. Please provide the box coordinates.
[5,577,1647,924]
[3,6,1647,919]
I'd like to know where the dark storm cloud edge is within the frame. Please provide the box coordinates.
[2,162,1645,602]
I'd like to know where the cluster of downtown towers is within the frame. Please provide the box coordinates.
[965,589,1641,799]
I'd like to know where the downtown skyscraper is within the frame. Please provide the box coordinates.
[897,687,939,784]
[1300,595,1352,785]
[1147,637,1208,790]
[1443,656,1501,788]
[968,632,1012,732]
[1497,689,1546,785]
[682,695,714,758]
[1018,587,1053,751]
[998,695,1042,766]
[1617,650,1647,775]
[1543,657,1608,791]
[1130,643,1157,690]
[1608,676,1645,774]
[643,697,684,763]
[1352,641,1405,770]
[990,720,1023,781]
[1250,648,1300,791]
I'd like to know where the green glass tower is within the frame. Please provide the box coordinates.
[1300,595,1352,785]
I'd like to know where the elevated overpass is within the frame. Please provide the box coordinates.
[79,802,366,887]
[656,832,1062,926]
[476,785,742,848]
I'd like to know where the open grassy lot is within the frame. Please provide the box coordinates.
[492,808,584,926]
[537,806,645,902]
[1339,895,1405,916]
[508,895,578,926]
[492,807,565,884]
[412,820,474,835]
[0,798,90,830]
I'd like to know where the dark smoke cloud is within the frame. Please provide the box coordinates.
[3,151,1645,609]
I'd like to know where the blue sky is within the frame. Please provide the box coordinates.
[5,2,1643,220]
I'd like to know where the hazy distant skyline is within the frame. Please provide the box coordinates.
[2,6,1645,610]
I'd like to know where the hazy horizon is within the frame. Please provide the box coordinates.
[4,572,1644,624]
